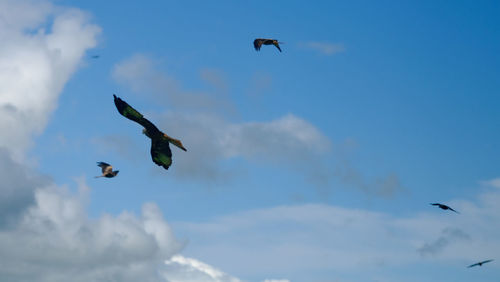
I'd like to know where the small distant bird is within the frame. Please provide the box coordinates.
[91,55,100,59]
[95,162,119,178]
[468,259,494,268]
[113,94,187,170]
[430,203,459,213]
[253,38,283,52]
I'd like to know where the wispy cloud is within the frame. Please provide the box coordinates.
[113,54,333,185]
[301,41,345,56]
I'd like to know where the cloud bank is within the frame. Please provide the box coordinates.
[0,2,209,281]
[175,183,500,281]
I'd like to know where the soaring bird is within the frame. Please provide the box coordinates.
[253,38,283,52]
[113,94,187,170]
[95,162,119,178]
[430,203,459,213]
[91,55,100,59]
[468,259,494,268]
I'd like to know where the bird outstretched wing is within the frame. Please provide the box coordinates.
[273,41,282,52]
[150,135,173,170]
[97,162,112,174]
[253,39,263,51]
[113,94,161,135]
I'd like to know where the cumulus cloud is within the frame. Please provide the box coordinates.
[0,148,51,227]
[0,0,100,159]
[0,2,194,281]
[175,183,500,281]
[162,255,241,282]
[301,42,345,56]
[0,180,183,282]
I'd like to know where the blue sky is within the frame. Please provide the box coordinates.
[1,0,499,281]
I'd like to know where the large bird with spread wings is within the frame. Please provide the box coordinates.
[113,94,187,170]
[253,38,283,52]
[468,259,494,268]
[430,203,459,213]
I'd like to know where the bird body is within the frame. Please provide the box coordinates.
[254,38,283,52]
[113,94,186,170]
[468,259,494,268]
[95,162,119,178]
[430,203,459,213]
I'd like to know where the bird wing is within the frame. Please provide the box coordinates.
[430,203,440,206]
[481,259,494,264]
[97,162,112,174]
[113,94,161,135]
[273,42,282,52]
[468,262,479,268]
[253,39,263,51]
[448,207,459,213]
[150,135,172,170]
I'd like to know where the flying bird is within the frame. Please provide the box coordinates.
[430,203,459,213]
[95,162,119,178]
[253,38,283,52]
[91,55,100,59]
[468,259,494,268]
[113,94,187,170]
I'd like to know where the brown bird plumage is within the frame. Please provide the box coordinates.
[95,162,119,178]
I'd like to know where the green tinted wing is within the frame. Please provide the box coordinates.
[113,94,160,133]
[150,136,172,170]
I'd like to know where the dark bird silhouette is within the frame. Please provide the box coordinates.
[113,94,186,170]
[468,259,494,268]
[91,55,100,59]
[95,162,119,178]
[430,203,459,213]
[253,38,283,52]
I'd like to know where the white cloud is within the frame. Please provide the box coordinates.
[0,180,183,282]
[0,0,100,159]
[175,183,500,281]
[0,2,204,281]
[301,42,345,56]
[263,279,290,282]
[162,255,241,282]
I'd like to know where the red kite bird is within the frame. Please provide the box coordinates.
[253,38,283,52]
[95,162,119,178]
[113,94,187,170]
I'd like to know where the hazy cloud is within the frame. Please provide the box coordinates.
[112,54,235,114]
[301,41,345,56]
[334,159,405,197]
[157,112,332,183]
[175,186,500,280]
[418,228,471,256]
